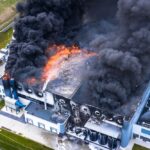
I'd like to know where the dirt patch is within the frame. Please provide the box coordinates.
[0,5,16,24]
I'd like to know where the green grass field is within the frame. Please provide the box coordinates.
[0,128,53,150]
[0,28,13,49]
[133,144,149,150]
[133,145,150,150]
[0,100,5,109]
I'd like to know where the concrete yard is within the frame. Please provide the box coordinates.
[0,110,89,150]
[0,109,146,150]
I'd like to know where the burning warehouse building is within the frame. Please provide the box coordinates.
[0,0,150,149]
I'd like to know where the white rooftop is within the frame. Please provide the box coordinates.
[84,117,121,139]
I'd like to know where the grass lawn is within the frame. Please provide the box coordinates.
[133,144,149,150]
[0,28,13,49]
[0,100,5,109]
[0,128,53,150]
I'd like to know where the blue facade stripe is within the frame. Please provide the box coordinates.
[141,128,150,136]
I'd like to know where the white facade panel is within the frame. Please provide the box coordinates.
[4,97,17,109]
[19,97,30,106]
[24,111,63,134]
[18,90,54,106]
[133,124,150,139]
[0,85,5,99]
[18,90,45,102]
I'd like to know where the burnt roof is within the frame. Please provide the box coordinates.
[44,54,93,99]
[72,81,150,121]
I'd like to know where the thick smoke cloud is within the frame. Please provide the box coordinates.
[141,111,150,122]
[6,0,85,82]
[6,0,150,115]
[81,0,150,112]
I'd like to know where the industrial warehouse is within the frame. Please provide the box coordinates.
[0,0,150,150]
[0,54,150,149]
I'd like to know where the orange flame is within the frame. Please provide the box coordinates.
[41,45,95,83]
[3,72,10,80]
[26,44,96,86]
[26,77,37,85]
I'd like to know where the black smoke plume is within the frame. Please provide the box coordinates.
[6,0,85,81]
[79,0,150,114]
[6,0,150,116]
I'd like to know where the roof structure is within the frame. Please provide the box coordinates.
[44,54,92,99]
[25,102,69,124]
[84,117,121,139]
[72,80,150,120]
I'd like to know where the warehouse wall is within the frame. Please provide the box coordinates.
[133,124,150,143]
[24,111,66,134]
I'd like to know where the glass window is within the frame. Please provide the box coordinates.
[38,122,45,129]
[27,118,33,125]
[50,127,57,133]
[141,128,150,135]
